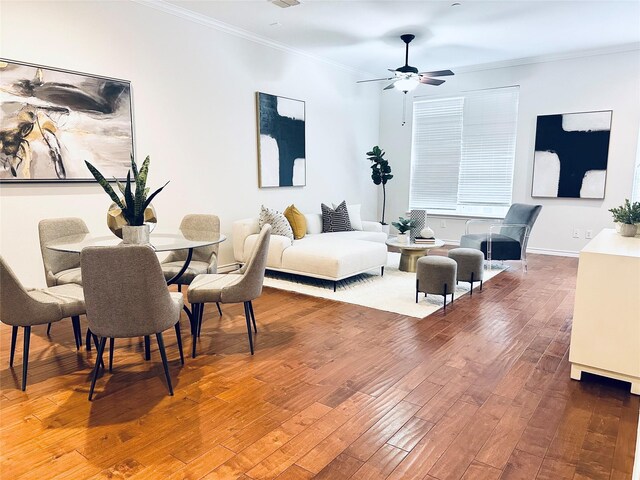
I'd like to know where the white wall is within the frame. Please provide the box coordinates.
[379,50,640,255]
[0,0,381,286]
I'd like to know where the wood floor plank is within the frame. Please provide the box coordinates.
[0,253,636,480]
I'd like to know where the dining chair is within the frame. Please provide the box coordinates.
[38,217,89,337]
[187,224,271,357]
[81,245,184,401]
[161,214,223,316]
[0,256,85,390]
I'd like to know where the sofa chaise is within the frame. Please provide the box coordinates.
[233,214,388,290]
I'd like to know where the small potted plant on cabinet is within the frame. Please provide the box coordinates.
[609,199,640,237]
[392,217,415,244]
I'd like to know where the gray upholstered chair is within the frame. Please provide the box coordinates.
[460,203,542,272]
[162,214,222,315]
[38,217,89,337]
[188,225,271,357]
[81,245,184,400]
[0,256,85,390]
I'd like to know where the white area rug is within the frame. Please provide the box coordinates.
[264,252,505,318]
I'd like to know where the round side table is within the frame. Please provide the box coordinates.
[385,237,445,272]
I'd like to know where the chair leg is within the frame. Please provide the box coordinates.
[47,323,51,336]
[480,280,483,291]
[443,283,448,313]
[197,303,204,338]
[21,326,31,391]
[178,284,182,293]
[175,322,184,365]
[88,337,107,401]
[9,326,18,367]
[86,328,92,351]
[243,302,255,355]
[90,331,105,370]
[108,338,115,373]
[71,316,81,350]
[381,266,384,277]
[156,333,174,396]
[192,303,200,359]
[415,279,419,304]
[470,272,474,297]
[144,336,151,361]
[249,301,257,334]
[216,302,222,316]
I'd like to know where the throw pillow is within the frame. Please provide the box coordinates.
[321,201,353,233]
[258,205,294,241]
[284,204,307,239]
[332,202,363,230]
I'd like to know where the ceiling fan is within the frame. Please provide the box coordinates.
[358,34,454,93]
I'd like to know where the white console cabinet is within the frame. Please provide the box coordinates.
[569,228,640,395]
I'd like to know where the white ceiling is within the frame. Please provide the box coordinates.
[162,0,640,76]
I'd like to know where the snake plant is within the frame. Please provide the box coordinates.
[85,155,168,226]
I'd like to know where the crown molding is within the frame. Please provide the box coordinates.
[130,0,366,76]
[452,43,640,74]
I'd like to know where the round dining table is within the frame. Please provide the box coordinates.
[48,231,226,356]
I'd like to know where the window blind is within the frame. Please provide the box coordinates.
[409,86,520,215]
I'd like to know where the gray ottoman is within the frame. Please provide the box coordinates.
[448,248,484,296]
[416,256,457,312]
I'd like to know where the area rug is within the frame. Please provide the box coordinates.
[264,252,505,318]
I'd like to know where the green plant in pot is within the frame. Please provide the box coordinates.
[609,199,640,237]
[392,216,415,243]
[86,155,168,244]
[367,146,393,226]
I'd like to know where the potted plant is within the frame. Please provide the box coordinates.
[392,217,415,244]
[367,146,393,232]
[609,199,640,237]
[85,155,168,244]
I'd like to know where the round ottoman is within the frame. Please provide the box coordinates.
[448,248,484,296]
[416,256,457,312]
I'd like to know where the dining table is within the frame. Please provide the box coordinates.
[47,231,226,358]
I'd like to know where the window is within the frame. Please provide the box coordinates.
[409,86,520,217]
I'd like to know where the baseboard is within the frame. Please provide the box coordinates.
[441,240,579,258]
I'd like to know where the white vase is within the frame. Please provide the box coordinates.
[420,226,435,238]
[122,224,150,244]
[618,223,638,237]
[396,233,409,244]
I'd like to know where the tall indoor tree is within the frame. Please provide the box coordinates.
[367,146,393,224]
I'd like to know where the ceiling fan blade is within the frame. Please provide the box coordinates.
[419,69,454,77]
[383,83,396,90]
[420,77,445,86]
[356,77,396,83]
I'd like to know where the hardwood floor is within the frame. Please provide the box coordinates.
[1,253,638,479]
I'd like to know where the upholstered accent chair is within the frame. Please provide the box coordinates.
[188,225,271,357]
[38,217,89,287]
[0,256,85,390]
[460,203,542,272]
[81,245,184,400]
[162,214,223,315]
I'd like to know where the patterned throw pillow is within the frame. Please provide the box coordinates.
[258,206,294,241]
[321,201,353,233]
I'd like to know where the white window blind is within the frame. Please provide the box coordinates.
[409,86,520,216]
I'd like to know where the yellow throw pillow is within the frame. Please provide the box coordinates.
[284,204,307,239]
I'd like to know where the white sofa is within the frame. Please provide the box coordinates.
[233,214,388,287]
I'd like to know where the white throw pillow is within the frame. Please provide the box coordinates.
[258,205,294,241]
[332,202,363,231]
[304,213,323,234]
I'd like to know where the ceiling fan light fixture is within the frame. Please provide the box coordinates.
[394,77,419,92]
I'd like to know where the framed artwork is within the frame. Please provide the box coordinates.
[531,110,612,199]
[0,58,134,183]
[256,92,305,187]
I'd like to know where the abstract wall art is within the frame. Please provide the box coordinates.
[531,110,612,199]
[0,59,133,183]
[256,92,305,187]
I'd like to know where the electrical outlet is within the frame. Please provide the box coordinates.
[585,230,593,239]
[440,220,447,228]
[572,228,580,238]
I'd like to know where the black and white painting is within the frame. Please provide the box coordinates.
[0,59,133,182]
[531,111,612,199]
[257,92,305,187]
